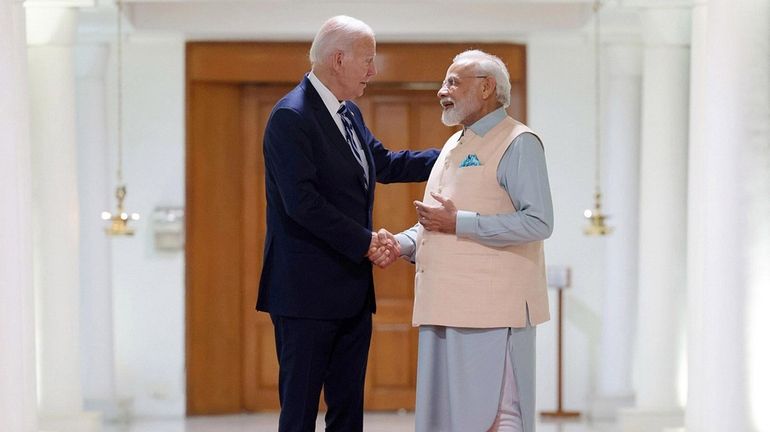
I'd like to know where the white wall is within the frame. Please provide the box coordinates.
[81,31,603,419]
[108,36,186,418]
[529,35,605,413]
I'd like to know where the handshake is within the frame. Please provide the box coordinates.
[365,193,458,269]
[366,229,400,269]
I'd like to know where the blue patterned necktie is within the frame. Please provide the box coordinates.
[337,104,369,187]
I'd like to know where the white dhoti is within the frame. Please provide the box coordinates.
[414,325,536,432]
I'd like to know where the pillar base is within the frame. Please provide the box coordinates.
[590,393,635,420]
[618,407,683,432]
[39,411,101,432]
[84,397,133,423]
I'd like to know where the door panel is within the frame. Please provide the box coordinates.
[240,87,291,411]
[186,82,243,414]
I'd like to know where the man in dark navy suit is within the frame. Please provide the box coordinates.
[257,15,439,432]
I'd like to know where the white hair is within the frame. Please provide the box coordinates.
[452,49,511,108]
[309,15,374,66]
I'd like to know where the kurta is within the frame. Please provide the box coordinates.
[396,108,553,432]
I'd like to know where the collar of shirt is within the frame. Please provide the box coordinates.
[467,106,507,137]
[307,71,346,121]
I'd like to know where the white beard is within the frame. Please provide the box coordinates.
[441,95,482,126]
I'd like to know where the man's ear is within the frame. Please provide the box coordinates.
[482,77,496,100]
[332,50,345,72]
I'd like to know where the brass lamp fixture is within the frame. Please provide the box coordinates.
[102,0,139,236]
[583,0,613,236]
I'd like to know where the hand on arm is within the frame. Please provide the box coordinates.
[414,192,457,234]
[367,228,401,268]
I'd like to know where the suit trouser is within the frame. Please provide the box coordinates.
[271,309,372,432]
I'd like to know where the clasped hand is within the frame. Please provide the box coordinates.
[367,229,400,268]
[367,193,456,269]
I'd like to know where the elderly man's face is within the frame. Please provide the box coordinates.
[437,62,487,127]
[338,35,377,100]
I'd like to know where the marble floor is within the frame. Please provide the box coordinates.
[103,412,619,432]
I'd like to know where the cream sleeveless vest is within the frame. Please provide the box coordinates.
[413,116,549,328]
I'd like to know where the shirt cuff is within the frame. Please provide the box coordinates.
[456,210,478,238]
[395,233,416,259]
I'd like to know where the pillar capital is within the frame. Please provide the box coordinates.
[26,6,78,46]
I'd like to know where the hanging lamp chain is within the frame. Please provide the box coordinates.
[593,0,601,198]
[116,0,123,185]
[582,0,613,236]
[101,0,139,236]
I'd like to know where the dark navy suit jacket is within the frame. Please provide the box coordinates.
[257,76,439,319]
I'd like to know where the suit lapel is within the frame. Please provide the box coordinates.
[303,78,369,191]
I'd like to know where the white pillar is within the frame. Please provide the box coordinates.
[0,1,38,431]
[76,43,120,420]
[592,41,643,420]
[683,3,709,431]
[620,6,691,432]
[687,0,770,431]
[27,6,100,432]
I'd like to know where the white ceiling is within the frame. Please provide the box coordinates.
[71,0,644,43]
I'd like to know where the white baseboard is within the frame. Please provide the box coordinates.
[618,407,684,432]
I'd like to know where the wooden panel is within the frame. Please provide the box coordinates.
[372,328,411,387]
[509,49,528,123]
[370,98,413,300]
[187,42,526,85]
[187,43,311,84]
[374,43,526,83]
[186,82,243,414]
[365,300,419,409]
[240,86,290,411]
[240,87,260,410]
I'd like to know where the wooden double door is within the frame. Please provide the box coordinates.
[186,42,526,414]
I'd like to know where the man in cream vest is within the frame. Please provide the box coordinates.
[372,49,553,432]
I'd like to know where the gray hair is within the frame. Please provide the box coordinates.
[453,50,511,108]
[309,15,374,66]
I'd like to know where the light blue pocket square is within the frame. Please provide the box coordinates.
[459,154,481,167]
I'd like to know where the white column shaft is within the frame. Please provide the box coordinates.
[687,0,770,431]
[744,0,770,427]
[596,42,642,403]
[27,9,96,429]
[0,1,38,431]
[635,8,690,411]
[684,3,710,431]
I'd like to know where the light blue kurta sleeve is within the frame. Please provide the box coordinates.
[395,223,420,263]
[395,132,553,259]
[455,132,553,247]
